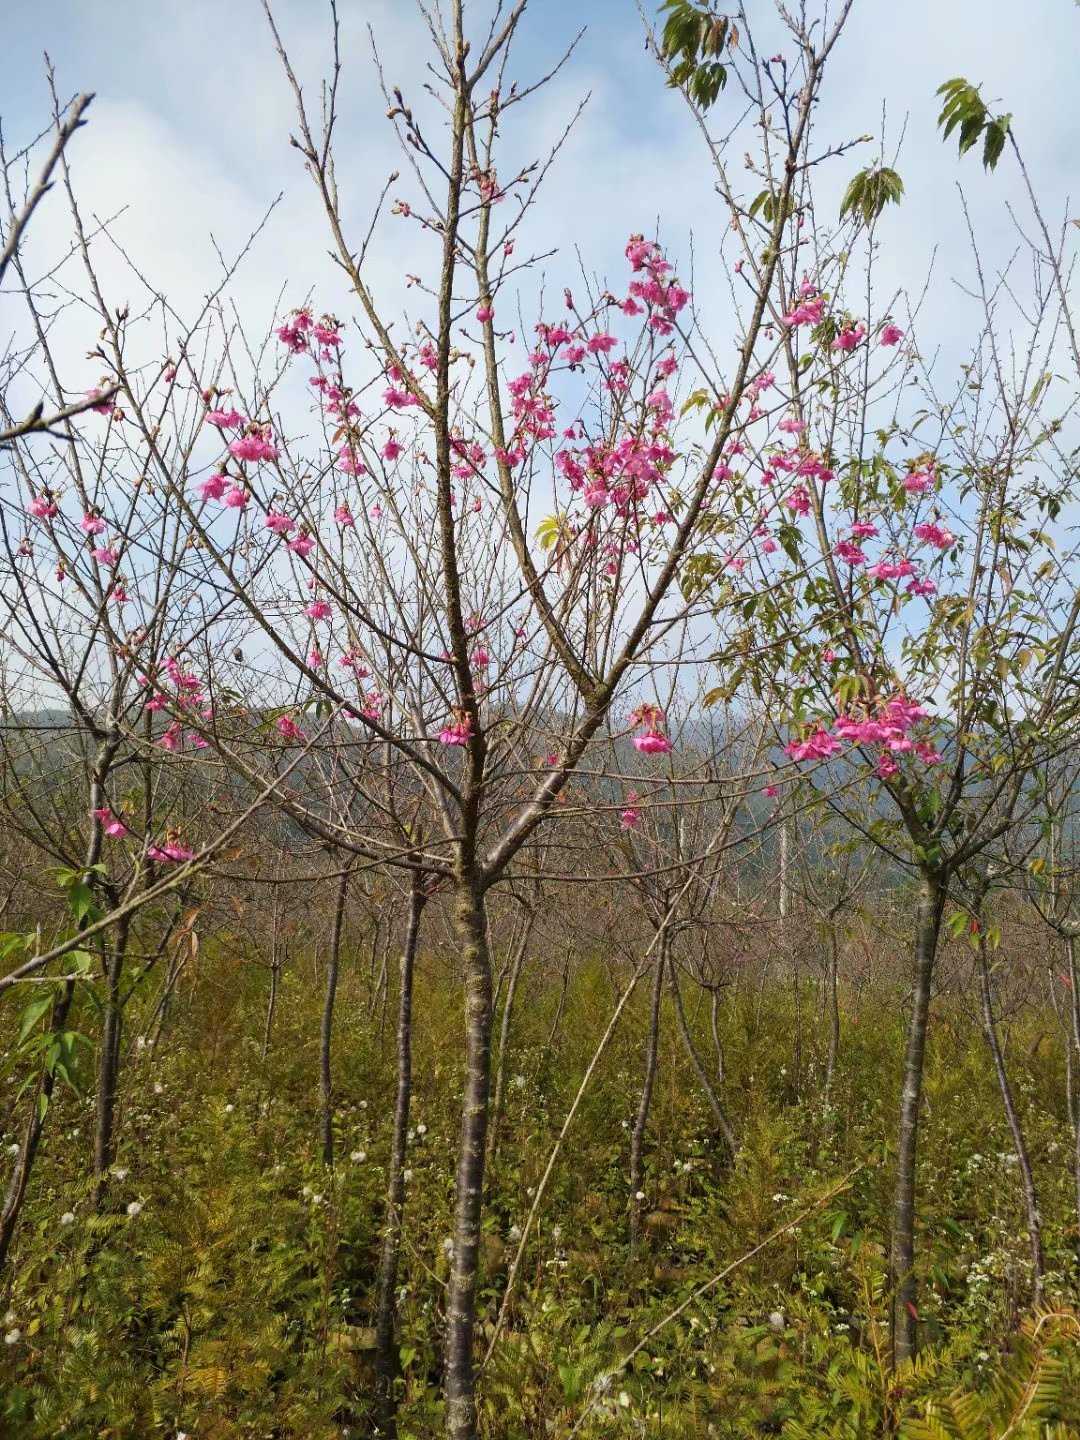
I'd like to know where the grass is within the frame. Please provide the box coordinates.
[2,946,1079,1437]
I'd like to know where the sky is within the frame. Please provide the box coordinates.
[3,0,1078,400]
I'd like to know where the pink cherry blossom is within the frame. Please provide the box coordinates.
[906,577,937,597]
[229,429,279,463]
[29,494,58,519]
[338,447,366,476]
[831,322,866,353]
[159,723,183,752]
[147,837,195,863]
[93,806,130,838]
[880,323,904,346]
[785,486,811,517]
[781,290,824,327]
[633,728,673,756]
[833,539,866,566]
[197,473,227,501]
[913,521,955,550]
[312,321,342,354]
[902,467,935,495]
[276,714,306,744]
[785,727,841,762]
[868,557,915,581]
[439,718,472,747]
[276,319,309,353]
[87,387,115,414]
[620,791,641,830]
[206,408,244,430]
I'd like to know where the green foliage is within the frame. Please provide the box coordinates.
[936,79,1012,171]
[901,1310,1080,1438]
[839,166,905,226]
[658,0,735,111]
[2,954,1078,1436]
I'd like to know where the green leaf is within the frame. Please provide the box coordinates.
[18,994,54,1045]
[936,76,1011,175]
[982,114,1010,170]
[660,1,733,111]
[840,166,904,226]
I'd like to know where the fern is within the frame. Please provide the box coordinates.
[901,1310,1080,1439]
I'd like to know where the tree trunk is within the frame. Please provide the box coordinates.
[262,957,279,1061]
[0,979,74,1271]
[710,988,724,1085]
[1067,934,1080,1255]
[444,872,494,1440]
[545,941,572,1048]
[488,906,533,1162]
[890,870,945,1366]
[630,930,667,1248]
[668,949,737,1156]
[374,878,427,1437]
[825,922,840,1097]
[93,914,131,1207]
[1,733,118,1270]
[976,931,1044,1301]
[319,867,351,1167]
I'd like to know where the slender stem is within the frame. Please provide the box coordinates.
[890,869,945,1365]
[374,877,427,1436]
[320,865,351,1168]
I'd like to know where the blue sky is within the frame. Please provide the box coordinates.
[2,0,1078,392]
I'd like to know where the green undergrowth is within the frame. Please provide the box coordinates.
[2,948,1078,1437]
